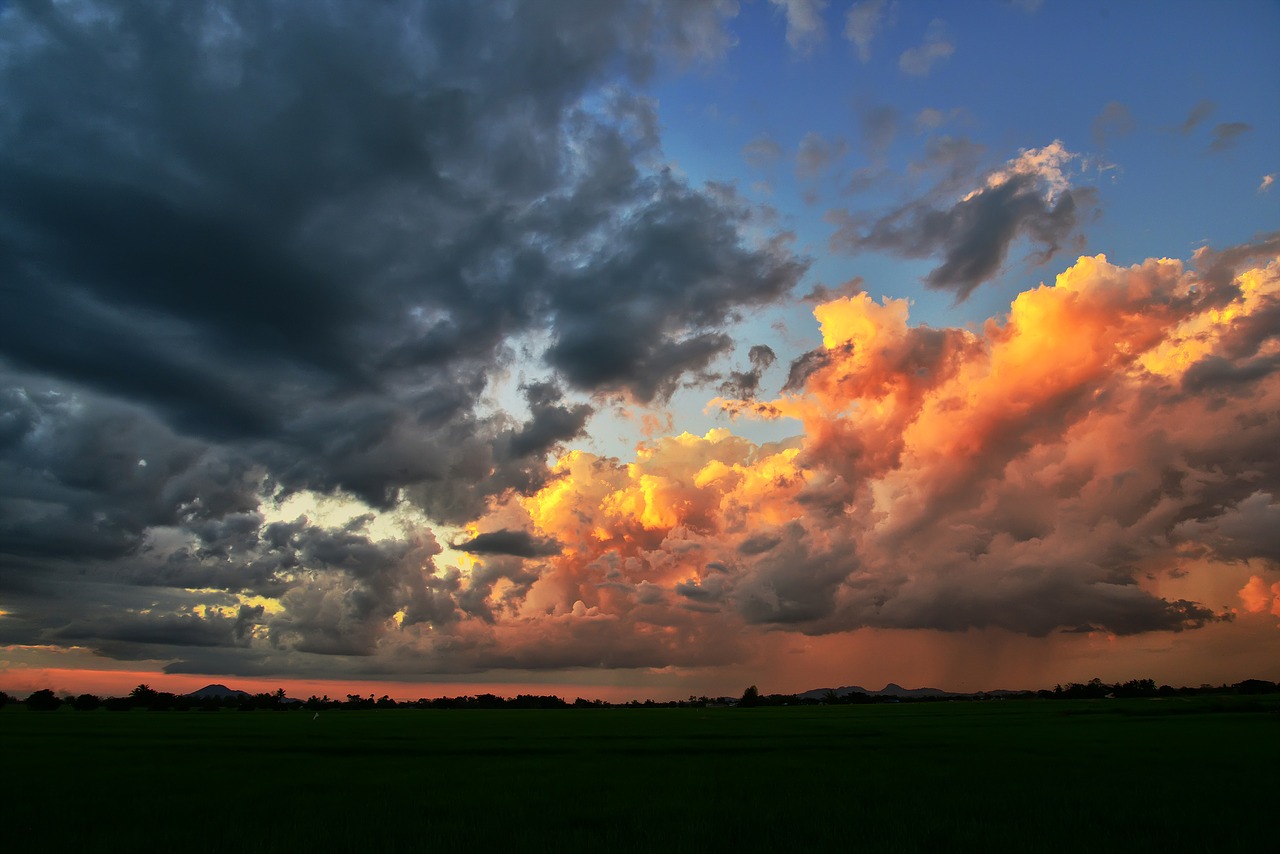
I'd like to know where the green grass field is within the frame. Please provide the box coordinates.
[3,696,1276,852]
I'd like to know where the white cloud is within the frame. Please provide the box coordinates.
[769,0,827,53]
[844,0,891,63]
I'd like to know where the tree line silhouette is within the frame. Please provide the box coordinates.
[2,677,1276,712]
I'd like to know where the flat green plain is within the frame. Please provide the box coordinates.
[3,696,1275,852]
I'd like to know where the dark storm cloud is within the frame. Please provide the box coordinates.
[830,167,1093,301]
[508,382,592,459]
[0,0,800,505]
[0,379,261,572]
[0,0,803,661]
[453,529,562,558]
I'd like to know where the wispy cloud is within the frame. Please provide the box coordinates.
[899,19,954,77]
[1092,101,1135,148]
[1208,122,1252,153]
[844,0,893,63]
[1178,99,1217,135]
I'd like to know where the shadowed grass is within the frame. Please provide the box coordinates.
[3,696,1275,851]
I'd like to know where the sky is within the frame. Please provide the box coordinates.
[1,0,1278,703]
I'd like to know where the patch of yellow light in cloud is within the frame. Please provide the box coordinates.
[1140,258,1280,378]
[259,488,424,541]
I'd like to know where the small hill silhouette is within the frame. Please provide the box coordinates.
[185,683,251,700]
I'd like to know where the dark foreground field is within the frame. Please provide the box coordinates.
[4,696,1276,852]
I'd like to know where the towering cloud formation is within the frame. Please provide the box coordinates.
[421,244,1278,672]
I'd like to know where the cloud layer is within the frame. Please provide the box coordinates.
[2,1,1277,689]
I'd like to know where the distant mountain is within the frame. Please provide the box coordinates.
[185,683,251,699]
[795,682,965,701]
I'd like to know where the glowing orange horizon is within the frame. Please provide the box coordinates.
[0,666,682,704]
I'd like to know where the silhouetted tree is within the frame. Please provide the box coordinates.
[740,685,760,707]
[71,693,101,711]
[25,689,62,711]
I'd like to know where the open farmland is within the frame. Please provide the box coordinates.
[3,696,1276,852]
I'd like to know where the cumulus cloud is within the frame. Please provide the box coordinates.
[899,19,954,77]
[481,245,1277,658]
[829,141,1094,299]
[1239,576,1280,618]
[8,241,1277,675]
[3,2,1276,685]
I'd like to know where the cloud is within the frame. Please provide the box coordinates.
[769,0,828,53]
[453,529,562,559]
[7,241,1277,675]
[1239,576,1280,618]
[796,132,849,179]
[1259,174,1275,194]
[0,1,800,521]
[899,19,954,77]
[829,141,1094,299]
[844,0,892,63]
[717,345,778,400]
[1208,122,1252,153]
[743,135,784,169]
[860,104,899,155]
[507,245,1276,650]
[1092,101,1135,148]
[0,0,810,673]
[1178,100,1217,135]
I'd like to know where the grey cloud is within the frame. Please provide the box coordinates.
[742,135,784,169]
[873,574,1226,637]
[796,132,849,180]
[718,345,777,400]
[1092,101,1135,148]
[0,0,796,497]
[453,529,562,558]
[831,173,1094,300]
[1182,353,1280,394]
[1208,122,1252,153]
[508,382,593,459]
[736,523,852,624]
[0,0,805,662]
[1178,99,1216,135]
[860,104,899,155]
